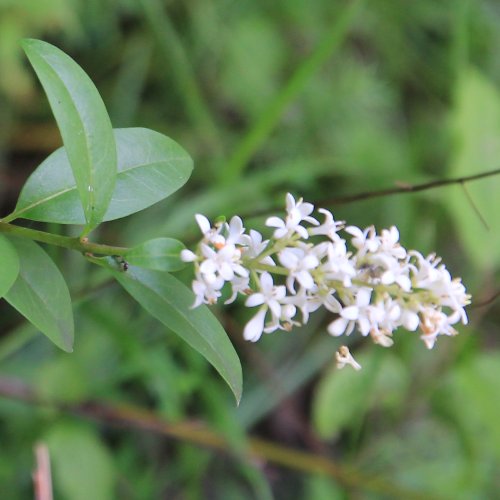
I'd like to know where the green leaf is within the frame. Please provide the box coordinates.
[21,38,117,233]
[447,68,500,270]
[125,237,186,271]
[4,237,74,352]
[112,266,242,404]
[0,234,19,298]
[47,422,116,500]
[10,128,193,224]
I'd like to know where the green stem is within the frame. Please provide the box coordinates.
[250,263,289,276]
[0,221,128,256]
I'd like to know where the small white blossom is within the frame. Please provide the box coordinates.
[279,246,319,292]
[180,249,198,262]
[244,272,286,342]
[199,243,247,283]
[191,278,222,307]
[224,275,251,304]
[328,288,374,337]
[321,240,356,287]
[336,346,362,370]
[241,229,275,266]
[379,226,406,260]
[346,225,379,254]
[266,193,318,239]
[418,306,459,349]
[243,308,268,342]
[226,216,247,245]
[195,214,225,247]
[308,208,343,241]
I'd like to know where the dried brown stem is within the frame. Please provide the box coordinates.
[0,376,438,500]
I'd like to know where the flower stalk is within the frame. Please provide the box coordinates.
[0,221,128,256]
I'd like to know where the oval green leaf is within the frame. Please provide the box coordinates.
[125,237,186,271]
[4,237,74,352]
[10,128,193,224]
[112,266,242,404]
[0,234,20,298]
[22,38,117,233]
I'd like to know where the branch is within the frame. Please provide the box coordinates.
[0,221,128,256]
[0,376,437,500]
[319,168,500,206]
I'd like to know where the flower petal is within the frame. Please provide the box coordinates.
[244,308,267,342]
[328,317,349,336]
[195,214,211,234]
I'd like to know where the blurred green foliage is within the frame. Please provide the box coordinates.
[1,0,500,498]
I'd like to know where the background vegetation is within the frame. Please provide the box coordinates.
[1,0,499,498]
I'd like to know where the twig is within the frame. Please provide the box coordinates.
[239,168,500,220]
[471,289,500,309]
[459,181,489,230]
[0,376,438,500]
[318,167,500,206]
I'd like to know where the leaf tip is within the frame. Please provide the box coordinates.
[232,378,243,406]
[59,328,74,353]
[60,340,74,354]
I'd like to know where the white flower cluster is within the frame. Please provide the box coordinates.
[181,194,470,358]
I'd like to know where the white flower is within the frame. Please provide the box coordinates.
[311,286,342,315]
[327,288,376,337]
[243,308,268,342]
[191,277,222,307]
[184,193,470,351]
[278,246,319,292]
[379,226,406,260]
[308,208,343,241]
[180,249,198,262]
[321,240,356,287]
[365,252,412,291]
[336,346,362,370]
[281,286,319,324]
[418,306,459,349]
[264,302,301,333]
[195,213,211,234]
[224,275,251,304]
[199,243,248,283]
[402,310,420,331]
[195,214,225,247]
[412,252,470,319]
[266,193,318,239]
[243,272,286,342]
[370,328,394,347]
[346,225,379,254]
[367,297,401,347]
[241,229,275,266]
[225,216,247,245]
[279,304,300,329]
